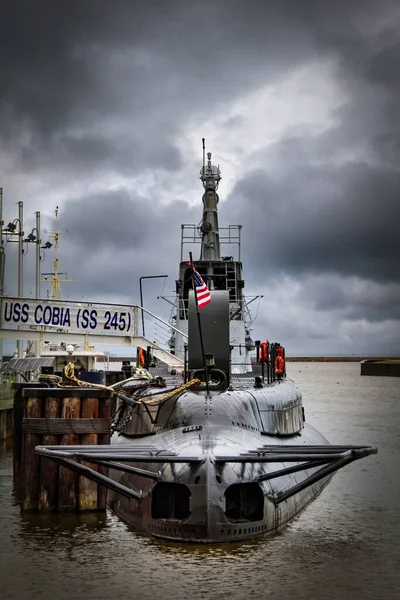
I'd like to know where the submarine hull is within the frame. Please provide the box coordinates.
[107,403,332,544]
[34,376,376,544]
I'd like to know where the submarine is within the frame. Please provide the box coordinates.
[36,142,377,543]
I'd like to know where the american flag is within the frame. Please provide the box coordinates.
[193,267,211,308]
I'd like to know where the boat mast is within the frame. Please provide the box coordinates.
[42,207,74,300]
[199,138,221,261]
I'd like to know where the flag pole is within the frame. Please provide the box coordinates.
[189,252,210,397]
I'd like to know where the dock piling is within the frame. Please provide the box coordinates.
[19,387,112,512]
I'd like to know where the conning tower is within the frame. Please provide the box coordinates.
[171,141,250,373]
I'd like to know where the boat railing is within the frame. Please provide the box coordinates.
[174,342,286,387]
[180,223,242,262]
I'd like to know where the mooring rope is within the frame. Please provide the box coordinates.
[57,361,199,407]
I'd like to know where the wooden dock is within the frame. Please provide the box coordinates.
[14,386,112,512]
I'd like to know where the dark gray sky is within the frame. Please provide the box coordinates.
[1,0,399,356]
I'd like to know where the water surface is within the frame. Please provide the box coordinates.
[1,363,399,600]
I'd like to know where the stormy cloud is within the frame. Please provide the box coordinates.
[1,0,400,355]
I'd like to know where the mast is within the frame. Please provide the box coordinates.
[42,207,74,299]
[199,139,221,261]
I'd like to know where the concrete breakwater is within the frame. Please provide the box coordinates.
[360,359,400,377]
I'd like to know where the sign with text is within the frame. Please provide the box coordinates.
[1,297,138,337]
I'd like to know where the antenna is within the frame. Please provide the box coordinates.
[202,138,205,176]
[42,206,74,300]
